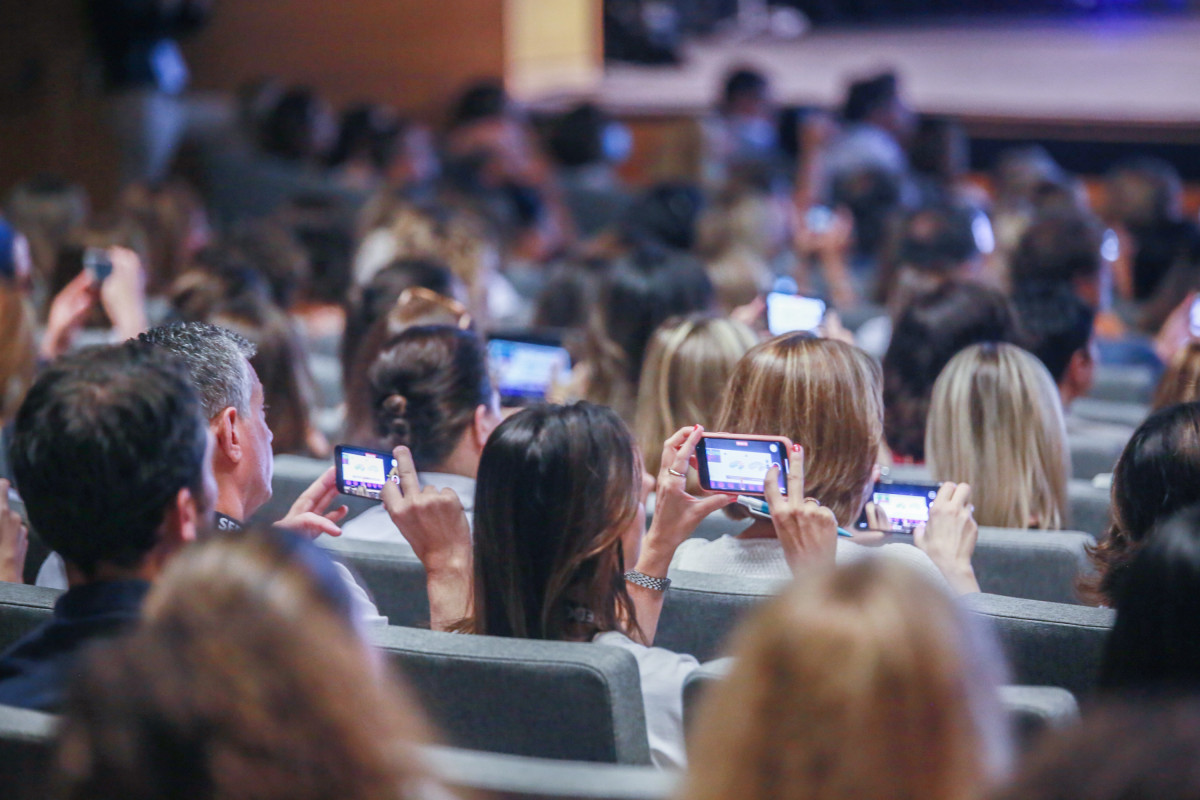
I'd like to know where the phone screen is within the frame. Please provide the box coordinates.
[766,292,826,336]
[83,247,112,283]
[1189,297,1200,338]
[856,482,940,533]
[487,337,571,406]
[696,435,790,496]
[335,445,398,500]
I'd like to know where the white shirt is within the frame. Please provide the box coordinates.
[593,630,699,770]
[670,534,947,588]
[340,472,476,554]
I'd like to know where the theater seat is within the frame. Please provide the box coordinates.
[424,745,678,799]
[1068,479,1112,540]
[1088,364,1157,405]
[0,583,59,653]
[1070,398,1148,429]
[658,570,784,661]
[368,625,652,765]
[971,528,1094,605]
[1069,432,1127,481]
[963,593,1114,698]
[680,660,1079,752]
[317,537,429,627]
[0,704,55,800]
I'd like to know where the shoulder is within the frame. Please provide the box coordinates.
[594,631,699,676]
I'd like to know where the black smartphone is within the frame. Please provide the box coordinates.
[83,247,113,283]
[334,445,398,500]
[856,481,941,533]
[486,330,572,407]
[694,433,792,497]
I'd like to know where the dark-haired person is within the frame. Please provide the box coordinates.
[36,322,383,622]
[340,325,500,549]
[0,342,215,710]
[825,71,914,188]
[548,103,633,237]
[380,406,840,768]
[1098,504,1200,694]
[1081,403,1200,607]
[1015,284,1097,413]
[882,281,1021,463]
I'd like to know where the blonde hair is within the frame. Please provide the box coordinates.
[681,559,1010,800]
[927,343,1069,530]
[634,315,757,478]
[1152,340,1200,410]
[716,335,882,526]
[0,283,36,423]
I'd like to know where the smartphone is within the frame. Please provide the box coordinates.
[1189,296,1200,338]
[855,481,941,534]
[766,292,826,336]
[487,331,572,407]
[334,445,398,500]
[83,247,112,283]
[695,433,793,496]
[806,205,834,233]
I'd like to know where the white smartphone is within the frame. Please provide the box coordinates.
[766,292,826,336]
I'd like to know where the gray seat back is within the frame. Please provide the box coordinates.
[368,626,651,765]
[973,528,1094,605]
[0,704,55,800]
[1068,479,1111,540]
[1089,364,1156,404]
[1070,398,1147,429]
[423,745,677,800]
[680,661,1078,753]
[657,570,783,661]
[1068,432,1127,481]
[964,593,1113,697]
[0,583,60,653]
[317,537,429,627]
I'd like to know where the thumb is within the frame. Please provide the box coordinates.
[912,522,927,550]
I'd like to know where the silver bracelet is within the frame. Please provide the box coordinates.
[624,570,671,592]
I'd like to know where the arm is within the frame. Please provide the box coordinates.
[0,480,28,584]
[381,447,474,631]
[39,271,100,362]
[914,482,980,595]
[627,426,736,645]
[99,247,149,340]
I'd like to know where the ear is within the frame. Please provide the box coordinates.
[1064,348,1095,397]
[157,487,201,559]
[213,406,243,465]
[472,403,499,450]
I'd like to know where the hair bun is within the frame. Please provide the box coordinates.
[383,393,408,417]
[380,393,412,442]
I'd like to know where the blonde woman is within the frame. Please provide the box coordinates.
[680,559,1011,800]
[1152,339,1200,410]
[671,334,981,594]
[634,314,757,480]
[927,343,1070,530]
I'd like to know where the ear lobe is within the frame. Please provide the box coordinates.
[474,404,498,449]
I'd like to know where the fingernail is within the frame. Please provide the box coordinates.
[693,424,702,431]
[792,443,801,452]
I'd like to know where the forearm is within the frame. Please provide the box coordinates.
[625,537,675,646]
[425,559,474,632]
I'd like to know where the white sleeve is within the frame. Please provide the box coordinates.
[332,560,389,627]
[35,552,68,590]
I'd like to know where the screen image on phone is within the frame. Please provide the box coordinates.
[83,247,113,284]
[856,481,940,533]
[1189,296,1200,338]
[766,292,826,336]
[695,434,792,496]
[335,445,398,500]
[487,334,572,406]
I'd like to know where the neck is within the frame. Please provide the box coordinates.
[1059,384,1078,412]
[738,518,778,540]
[431,437,481,480]
[66,558,158,590]
[214,479,250,523]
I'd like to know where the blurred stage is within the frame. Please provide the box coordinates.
[592,15,1200,136]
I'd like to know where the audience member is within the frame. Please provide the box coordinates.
[671,334,980,594]
[1152,339,1200,410]
[1013,284,1097,413]
[383,406,741,768]
[5,176,89,294]
[827,71,914,184]
[1098,505,1200,694]
[54,526,434,800]
[1082,403,1200,606]
[1009,210,1110,311]
[341,325,499,548]
[883,281,1020,463]
[0,342,213,710]
[116,179,211,295]
[548,102,633,236]
[682,559,1010,800]
[634,314,757,480]
[927,343,1070,530]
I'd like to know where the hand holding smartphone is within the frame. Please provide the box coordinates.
[855,481,941,534]
[335,445,399,500]
[487,330,572,407]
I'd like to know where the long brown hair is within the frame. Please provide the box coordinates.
[0,282,36,423]
[716,335,883,526]
[681,560,1010,800]
[466,402,641,642]
[1152,340,1200,410]
[53,527,435,800]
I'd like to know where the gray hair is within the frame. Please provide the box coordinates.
[139,323,257,419]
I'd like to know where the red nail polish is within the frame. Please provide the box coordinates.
[792,443,801,452]
[693,424,701,431]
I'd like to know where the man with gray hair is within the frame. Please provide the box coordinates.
[37,322,385,624]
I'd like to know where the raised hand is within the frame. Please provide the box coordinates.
[764,444,838,571]
[914,482,979,594]
[276,467,348,539]
[0,480,29,584]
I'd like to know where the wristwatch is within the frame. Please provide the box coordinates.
[624,570,671,592]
